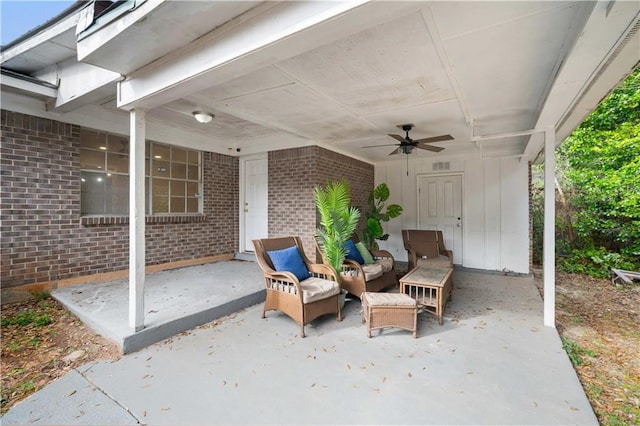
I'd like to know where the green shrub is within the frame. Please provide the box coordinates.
[557,246,638,278]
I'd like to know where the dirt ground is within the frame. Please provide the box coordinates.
[1,296,121,414]
[535,271,640,425]
[2,273,639,423]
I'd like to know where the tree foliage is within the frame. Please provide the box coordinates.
[550,67,640,277]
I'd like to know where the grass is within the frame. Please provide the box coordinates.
[561,336,597,366]
[1,310,52,327]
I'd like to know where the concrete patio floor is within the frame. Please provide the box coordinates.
[1,264,597,425]
[51,258,266,353]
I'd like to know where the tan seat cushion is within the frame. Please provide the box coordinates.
[300,277,340,303]
[361,263,383,281]
[416,255,451,269]
[362,292,417,307]
[375,258,394,273]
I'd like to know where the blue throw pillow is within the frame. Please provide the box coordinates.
[267,246,310,281]
[344,239,365,264]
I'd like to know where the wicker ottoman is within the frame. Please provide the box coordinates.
[361,292,418,338]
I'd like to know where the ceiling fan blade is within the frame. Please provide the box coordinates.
[414,134,454,144]
[362,143,400,149]
[417,144,445,153]
[389,147,402,156]
[387,134,407,143]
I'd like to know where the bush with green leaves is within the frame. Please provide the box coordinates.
[531,67,640,276]
[557,246,637,278]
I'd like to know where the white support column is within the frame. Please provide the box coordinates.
[543,127,556,327]
[129,109,146,331]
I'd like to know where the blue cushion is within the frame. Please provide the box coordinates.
[267,246,310,281]
[345,239,365,264]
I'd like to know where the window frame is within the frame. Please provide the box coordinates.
[79,129,203,216]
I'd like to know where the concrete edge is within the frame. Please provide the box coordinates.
[122,289,266,354]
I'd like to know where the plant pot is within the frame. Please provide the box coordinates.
[339,289,348,310]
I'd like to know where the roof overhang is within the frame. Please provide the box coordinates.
[3,1,639,165]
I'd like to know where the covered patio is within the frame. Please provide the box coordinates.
[2,1,638,340]
[4,262,596,424]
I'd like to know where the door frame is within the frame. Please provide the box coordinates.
[416,172,464,265]
[239,154,268,253]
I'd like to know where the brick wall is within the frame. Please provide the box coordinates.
[1,110,238,289]
[268,146,374,259]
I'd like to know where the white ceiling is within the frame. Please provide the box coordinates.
[137,1,588,162]
[4,1,639,165]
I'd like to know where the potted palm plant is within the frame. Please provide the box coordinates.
[314,180,360,307]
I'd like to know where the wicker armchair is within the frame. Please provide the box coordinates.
[402,229,453,270]
[314,235,397,298]
[253,236,342,337]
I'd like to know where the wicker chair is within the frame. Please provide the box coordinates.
[314,235,397,298]
[253,236,342,337]
[402,229,453,270]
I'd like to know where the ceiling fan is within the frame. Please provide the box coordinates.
[363,124,454,156]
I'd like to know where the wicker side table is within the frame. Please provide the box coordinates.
[361,292,418,338]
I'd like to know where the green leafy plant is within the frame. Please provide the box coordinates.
[1,310,52,327]
[531,68,640,277]
[557,246,637,278]
[561,336,596,366]
[359,183,403,251]
[30,291,50,302]
[314,180,361,274]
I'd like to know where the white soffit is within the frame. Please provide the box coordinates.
[78,1,262,75]
[1,11,79,73]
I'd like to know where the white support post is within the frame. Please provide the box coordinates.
[129,109,146,331]
[543,127,556,327]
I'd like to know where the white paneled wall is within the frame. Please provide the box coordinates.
[375,156,529,273]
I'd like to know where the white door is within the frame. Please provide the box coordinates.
[417,174,463,264]
[243,157,268,251]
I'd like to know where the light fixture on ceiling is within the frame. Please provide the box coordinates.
[192,111,214,124]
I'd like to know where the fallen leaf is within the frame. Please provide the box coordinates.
[66,390,76,397]
[161,407,170,411]
[408,372,412,378]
